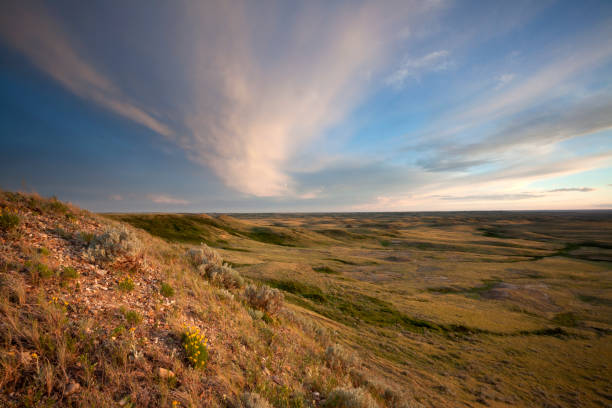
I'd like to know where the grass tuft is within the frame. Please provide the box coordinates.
[160,282,175,297]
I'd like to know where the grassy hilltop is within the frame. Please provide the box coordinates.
[1,191,611,407]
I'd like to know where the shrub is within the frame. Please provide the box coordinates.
[325,344,358,371]
[186,244,222,270]
[204,264,244,289]
[61,266,79,279]
[83,225,141,263]
[244,284,284,315]
[0,208,20,232]
[241,392,272,408]
[182,326,208,369]
[118,277,135,292]
[160,282,174,297]
[324,387,379,408]
[123,310,142,326]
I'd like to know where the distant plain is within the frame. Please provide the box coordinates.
[110,210,612,407]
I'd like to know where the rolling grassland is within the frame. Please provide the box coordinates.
[111,210,612,407]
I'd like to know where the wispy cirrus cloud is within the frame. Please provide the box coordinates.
[147,194,190,205]
[386,50,451,87]
[0,1,172,137]
[547,187,594,193]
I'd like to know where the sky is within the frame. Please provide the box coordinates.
[0,0,611,212]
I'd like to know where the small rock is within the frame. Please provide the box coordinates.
[65,382,80,396]
[118,396,130,406]
[156,367,175,379]
[313,392,320,400]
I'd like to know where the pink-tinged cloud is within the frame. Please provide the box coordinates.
[147,195,190,205]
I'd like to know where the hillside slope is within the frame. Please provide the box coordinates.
[0,192,411,408]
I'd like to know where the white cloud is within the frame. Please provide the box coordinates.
[495,73,515,89]
[386,50,451,87]
[147,194,190,205]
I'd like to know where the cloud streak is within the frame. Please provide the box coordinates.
[0,1,172,137]
[386,50,451,87]
[147,194,190,205]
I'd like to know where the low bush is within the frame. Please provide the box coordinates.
[204,264,244,289]
[241,392,272,408]
[182,326,208,369]
[325,344,359,371]
[244,284,284,315]
[0,208,20,232]
[83,225,141,264]
[324,387,379,408]
[186,244,222,270]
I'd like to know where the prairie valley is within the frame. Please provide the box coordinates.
[112,210,612,407]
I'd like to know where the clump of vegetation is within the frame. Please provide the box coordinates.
[205,264,244,289]
[160,282,175,297]
[265,279,326,303]
[313,266,339,274]
[45,197,69,214]
[241,392,272,408]
[0,208,20,232]
[37,246,50,256]
[61,266,79,279]
[76,231,96,245]
[186,244,222,270]
[182,326,208,369]
[0,273,26,305]
[123,309,142,326]
[324,387,379,408]
[246,307,264,321]
[325,343,359,372]
[118,276,135,292]
[25,261,55,279]
[552,312,579,327]
[244,284,284,315]
[83,225,141,263]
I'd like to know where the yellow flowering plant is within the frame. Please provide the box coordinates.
[182,326,208,369]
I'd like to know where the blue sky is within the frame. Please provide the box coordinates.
[0,0,611,212]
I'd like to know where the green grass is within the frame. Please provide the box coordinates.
[577,294,612,306]
[552,312,579,327]
[160,282,174,297]
[0,209,20,232]
[109,214,217,244]
[312,266,339,274]
[123,309,142,326]
[244,227,297,246]
[61,266,79,279]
